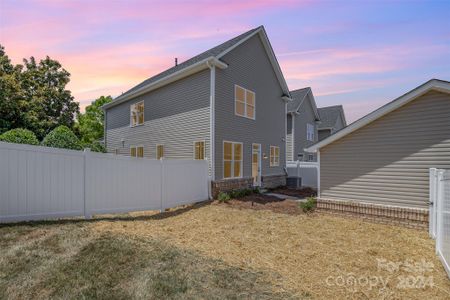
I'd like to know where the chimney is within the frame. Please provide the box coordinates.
[175,58,178,66]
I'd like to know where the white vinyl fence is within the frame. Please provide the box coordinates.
[286,161,318,188]
[0,142,209,223]
[430,168,450,278]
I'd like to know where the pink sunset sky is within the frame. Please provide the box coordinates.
[1,0,449,123]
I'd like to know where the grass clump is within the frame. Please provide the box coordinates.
[299,196,316,213]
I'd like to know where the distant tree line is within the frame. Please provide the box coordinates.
[0,45,111,151]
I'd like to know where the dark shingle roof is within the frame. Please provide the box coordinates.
[318,105,345,129]
[287,87,310,112]
[117,26,262,100]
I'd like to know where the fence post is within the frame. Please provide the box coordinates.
[83,148,92,219]
[429,168,436,238]
[160,158,164,213]
[206,158,212,199]
[436,170,443,255]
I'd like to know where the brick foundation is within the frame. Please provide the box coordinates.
[317,198,429,230]
[211,177,253,198]
[261,174,286,189]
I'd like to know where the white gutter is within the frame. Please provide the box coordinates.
[102,56,228,110]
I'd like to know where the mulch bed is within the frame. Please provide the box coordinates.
[218,194,305,215]
[270,187,317,198]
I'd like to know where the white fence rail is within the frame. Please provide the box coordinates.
[286,161,319,188]
[430,168,450,278]
[0,142,209,223]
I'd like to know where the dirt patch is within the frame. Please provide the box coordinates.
[2,204,450,299]
[218,194,305,215]
[271,186,317,198]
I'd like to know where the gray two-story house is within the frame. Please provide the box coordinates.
[103,26,292,194]
[317,105,347,141]
[286,87,321,162]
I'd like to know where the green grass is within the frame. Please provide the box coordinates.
[0,222,290,299]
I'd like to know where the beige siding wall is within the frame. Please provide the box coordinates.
[320,91,450,209]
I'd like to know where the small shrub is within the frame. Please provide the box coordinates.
[217,192,231,202]
[299,196,316,213]
[84,141,106,153]
[42,126,82,150]
[0,128,39,145]
[229,188,253,199]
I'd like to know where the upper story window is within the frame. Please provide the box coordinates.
[307,123,315,141]
[235,85,255,119]
[194,141,205,160]
[270,146,280,167]
[130,101,144,127]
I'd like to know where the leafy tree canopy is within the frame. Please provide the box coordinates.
[0,128,39,145]
[75,95,112,144]
[42,125,82,150]
[0,45,80,139]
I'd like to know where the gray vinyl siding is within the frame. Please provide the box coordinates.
[318,129,332,141]
[106,70,210,130]
[214,34,286,179]
[106,106,210,160]
[320,90,450,209]
[334,115,345,132]
[104,69,211,170]
[293,97,318,161]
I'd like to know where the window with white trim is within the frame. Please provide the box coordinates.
[130,101,144,127]
[235,85,255,119]
[270,146,280,167]
[223,141,243,178]
[130,146,144,158]
[307,154,314,161]
[307,123,314,141]
[194,141,205,160]
[156,145,164,159]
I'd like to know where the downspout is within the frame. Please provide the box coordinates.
[206,61,216,181]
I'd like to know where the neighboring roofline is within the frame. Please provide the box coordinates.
[102,57,227,110]
[288,87,320,120]
[217,26,291,97]
[305,79,450,152]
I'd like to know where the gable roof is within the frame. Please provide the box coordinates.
[103,26,291,110]
[317,105,347,129]
[305,79,450,152]
[287,87,320,120]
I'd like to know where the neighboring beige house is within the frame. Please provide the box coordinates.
[305,79,450,227]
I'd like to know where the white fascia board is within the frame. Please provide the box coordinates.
[102,57,227,110]
[305,79,450,152]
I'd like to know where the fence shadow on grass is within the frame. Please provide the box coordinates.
[0,200,213,228]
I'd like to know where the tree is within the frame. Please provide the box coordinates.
[0,45,80,139]
[0,46,25,134]
[20,56,79,140]
[75,95,112,144]
[41,125,82,150]
[0,128,39,145]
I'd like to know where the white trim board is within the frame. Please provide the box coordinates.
[305,79,450,152]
